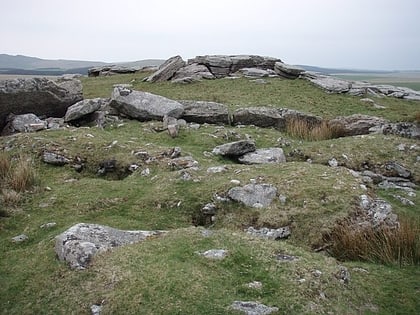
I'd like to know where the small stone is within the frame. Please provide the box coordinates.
[12,234,28,243]
[247,281,263,289]
[312,270,322,277]
[207,166,227,173]
[90,304,102,315]
[230,301,279,315]
[328,158,338,167]
[276,253,298,261]
[199,249,228,260]
[202,203,217,215]
[45,186,52,191]
[141,168,150,177]
[278,195,287,204]
[230,179,241,185]
[40,222,57,229]
[335,266,350,284]
[397,143,406,151]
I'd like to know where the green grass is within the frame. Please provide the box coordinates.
[1,74,419,314]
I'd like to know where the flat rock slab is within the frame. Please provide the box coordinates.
[110,87,184,121]
[64,98,107,122]
[246,226,291,240]
[228,183,277,208]
[55,223,166,269]
[231,301,279,315]
[238,148,286,164]
[179,100,230,125]
[212,140,256,157]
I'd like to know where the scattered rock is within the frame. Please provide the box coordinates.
[391,194,415,206]
[110,87,184,121]
[212,140,256,157]
[12,234,28,243]
[247,281,263,290]
[199,249,228,260]
[360,194,398,228]
[145,55,186,83]
[201,203,217,216]
[168,156,199,170]
[207,166,228,173]
[381,122,420,139]
[383,161,411,179]
[228,183,277,208]
[97,159,117,175]
[246,226,291,240]
[238,148,286,164]
[40,222,57,229]
[230,301,279,315]
[328,158,338,167]
[55,223,166,269]
[329,114,388,136]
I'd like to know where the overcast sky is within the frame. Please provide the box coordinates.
[2,0,419,70]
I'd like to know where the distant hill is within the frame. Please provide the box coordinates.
[0,54,164,75]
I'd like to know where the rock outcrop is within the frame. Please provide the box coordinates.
[1,113,46,135]
[0,77,83,131]
[212,140,256,157]
[110,86,184,120]
[238,148,286,164]
[329,114,388,136]
[274,62,305,79]
[88,65,138,77]
[172,63,214,81]
[145,55,186,83]
[179,100,230,125]
[55,223,165,269]
[64,98,108,123]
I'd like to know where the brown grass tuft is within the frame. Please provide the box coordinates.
[0,151,11,180]
[9,156,37,192]
[325,218,420,266]
[1,189,21,208]
[286,118,344,141]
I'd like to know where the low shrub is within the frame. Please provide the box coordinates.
[325,218,420,266]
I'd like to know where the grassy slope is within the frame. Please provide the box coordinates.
[0,73,419,314]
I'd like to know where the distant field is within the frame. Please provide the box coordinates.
[0,74,61,80]
[334,71,420,91]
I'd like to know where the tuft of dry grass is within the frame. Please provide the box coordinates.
[325,218,420,266]
[286,118,344,141]
[1,189,21,208]
[0,151,11,180]
[9,156,37,192]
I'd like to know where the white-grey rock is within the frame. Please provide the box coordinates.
[360,195,398,228]
[238,148,286,164]
[246,226,291,240]
[2,113,46,135]
[64,98,107,122]
[12,234,28,243]
[199,249,228,260]
[230,301,279,315]
[328,158,338,167]
[329,114,388,136]
[239,68,271,77]
[90,304,102,315]
[40,222,57,229]
[212,140,256,157]
[110,87,184,121]
[42,151,70,166]
[172,63,214,81]
[228,183,277,208]
[145,55,185,82]
[274,62,305,79]
[179,100,230,125]
[55,223,165,269]
[207,166,228,173]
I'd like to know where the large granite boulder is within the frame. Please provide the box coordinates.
[110,86,184,120]
[145,55,186,83]
[64,98,108,122]
[329,114,388,136]
[1,113,46,135]
[179,100,230,124]
[55,223,166,269]
[228,183,277,208]
[0,77,83,131]
[212,140,256,157]
[172,63,214,81]
[274,62,305,79]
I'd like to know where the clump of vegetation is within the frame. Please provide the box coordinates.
[325,217,420,266]
[0,152,37,213]
[285,117,344,141]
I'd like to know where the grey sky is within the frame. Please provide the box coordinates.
[2,0,419,70]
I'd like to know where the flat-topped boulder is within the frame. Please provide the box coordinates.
[55,223,166,269]
[228,183,277,208]
[110,86,184,120]
[238,148,286,164]
[274,62,305,79]
[64,98,108,122]
[0,77,83,132]
[88,65,138,77]
[329,114,388,136]
[212,140,256,157]
[179,100,229,125]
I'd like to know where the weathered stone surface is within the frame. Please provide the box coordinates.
[212,140,256,157]
[110,87,184,121]
[383,161,412,179]
[172,63,214,81]
[274,62,305,79]
[246,226,291,240]
[381,122,420,139]
[232,107,322,131]
[0,77,83,131]
[359,194,398,228]
[146,55,186,83]
[329,114,388,136]
[168,156,199,169]
[228,183,277,208]
[230,301,279,315]
[64,98,107,122]
[55,223,165,269]
[238,148,286,164]
[232,107,285,129]
[12,234,29,243]
[88,65,138,77]
[188,55,281,78]
[179,100,230,125]
[42,151,70,166]
[199,249,228,260]
[238,68,271,78]
[303,72,352,93]
[1,113,46,135]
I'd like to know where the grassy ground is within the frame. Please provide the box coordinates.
[1,74,419,314]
